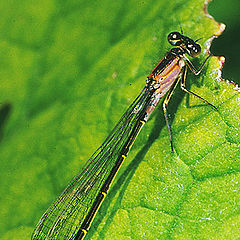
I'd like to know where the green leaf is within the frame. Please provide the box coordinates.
[1,0,239,239]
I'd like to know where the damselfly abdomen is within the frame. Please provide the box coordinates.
[32,31,216,240]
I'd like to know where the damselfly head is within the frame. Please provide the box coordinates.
[185,39,201,58]
[168,32,201,58]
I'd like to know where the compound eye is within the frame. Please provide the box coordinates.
[168,32,182,46]
[189,43,201,57]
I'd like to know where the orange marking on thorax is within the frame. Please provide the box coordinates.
[154,57,180,83]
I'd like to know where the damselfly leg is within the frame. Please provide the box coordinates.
[181,55,217,110]
[163,54,217,152]
[163,73,182,152]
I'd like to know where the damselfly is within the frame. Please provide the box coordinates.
[32,31,216,240]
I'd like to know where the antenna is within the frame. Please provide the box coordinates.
[176,19,184,34]
[195,37,204,42]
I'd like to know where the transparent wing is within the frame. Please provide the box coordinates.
[32,86,153,240]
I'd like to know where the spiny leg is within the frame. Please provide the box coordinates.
[180,65,217,110]
[184,53,213,75]
[163,77,181,152]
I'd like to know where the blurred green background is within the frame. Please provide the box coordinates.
[209,0,240,83]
